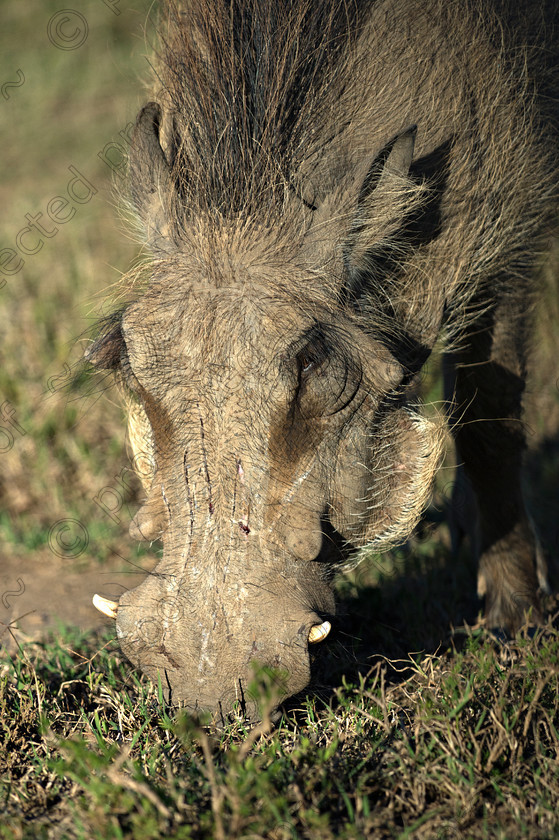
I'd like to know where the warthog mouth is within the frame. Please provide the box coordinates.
[93,593,331,646]
[93,591,334,724]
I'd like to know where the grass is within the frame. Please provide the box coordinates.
[2,512,559,838]
[2,591,559,839]
[1,1,559,838]
[0,0,152,557]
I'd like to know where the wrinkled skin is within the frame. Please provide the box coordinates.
[88,0,557,721]
[112,278,440,719]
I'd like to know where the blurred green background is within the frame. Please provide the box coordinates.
[0,1,156,633]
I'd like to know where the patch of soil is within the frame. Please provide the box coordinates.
[0,547,157,654]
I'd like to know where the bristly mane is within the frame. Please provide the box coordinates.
[155,0,365,222]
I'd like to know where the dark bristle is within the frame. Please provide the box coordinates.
[155,0,364,219]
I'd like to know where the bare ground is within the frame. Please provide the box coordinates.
[0,549,150,653]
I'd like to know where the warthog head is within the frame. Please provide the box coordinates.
[89,5,444,722]
[91,274,441,719]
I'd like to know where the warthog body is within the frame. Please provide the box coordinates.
[89,0,558,720]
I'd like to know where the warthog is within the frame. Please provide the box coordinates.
[89,0,557,721]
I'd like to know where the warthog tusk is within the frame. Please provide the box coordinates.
[93,594,118,619]
[308,620,331,644]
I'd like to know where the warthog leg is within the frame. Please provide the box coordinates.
[445,293,548,633]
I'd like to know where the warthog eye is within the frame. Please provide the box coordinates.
[85,312,144,396]
[295,325,330,380]
[297,347,326,379]
[299,354,315,375]
[292,324,362,417]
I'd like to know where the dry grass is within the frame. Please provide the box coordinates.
[2,602,559,839]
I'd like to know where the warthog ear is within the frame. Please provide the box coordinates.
[129,102,174,255]
[84,315,124,369]
[343,125,426,283]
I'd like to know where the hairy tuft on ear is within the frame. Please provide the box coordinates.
[344,126,427,278]
[329,405,446,554]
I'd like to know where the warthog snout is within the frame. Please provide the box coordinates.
[107,554,335,719]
